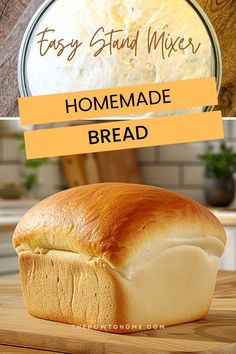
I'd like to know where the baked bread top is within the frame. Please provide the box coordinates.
[13,183,226,274]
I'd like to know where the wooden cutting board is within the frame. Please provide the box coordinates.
[0,0,236,117]
[0,271,235,354]
[95,150,141,184]
[60,150,140,188]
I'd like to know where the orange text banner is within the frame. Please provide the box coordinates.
[24,111,223,159]
[19,78,218,125]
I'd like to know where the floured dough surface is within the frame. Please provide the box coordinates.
[25,0,214,115]
[26,0,213,93]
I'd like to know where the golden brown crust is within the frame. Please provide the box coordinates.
[13,183,226,269]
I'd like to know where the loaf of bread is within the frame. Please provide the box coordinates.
[13,183,226,333]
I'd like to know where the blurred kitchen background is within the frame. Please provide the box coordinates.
[0,119,236,275]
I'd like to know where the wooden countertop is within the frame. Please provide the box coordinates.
[0,271,235,353]
[0,0,235,117]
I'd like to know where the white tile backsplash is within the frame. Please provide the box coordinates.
[38,164,63,186]
[0,121,235,203]
[37,184,62,199]
[140,165,179,186]
[223,121,231,139]
[183,166,204,186]
[38,164,64,198]
[0,256,18,275]
[159,142,205,162]
[171,188,204,203]
[232,121,236,138]
[136,121,235,202]
[207,141,236,153]
[136,147,156,162]
[2,138,20,161]
[219,227,236,271]
[0,164,20,183]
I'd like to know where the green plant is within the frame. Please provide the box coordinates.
[199,143,236,179]
[19,140,48,191]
